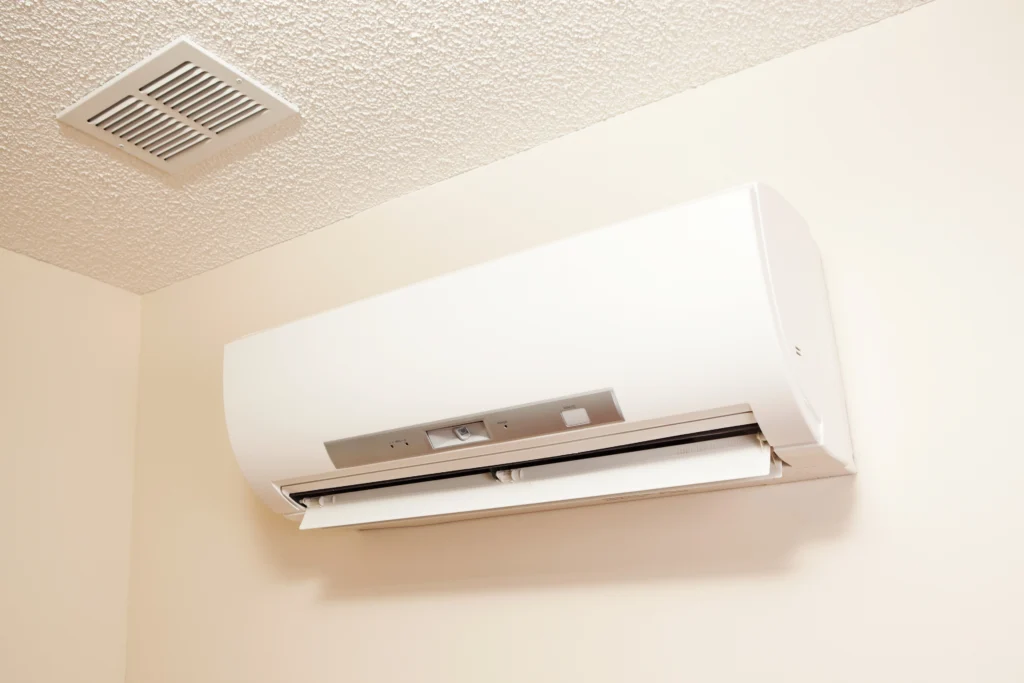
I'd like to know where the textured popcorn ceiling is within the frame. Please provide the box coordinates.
[0,0,929,293]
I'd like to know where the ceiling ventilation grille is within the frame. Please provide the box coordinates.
[59,38,297,173]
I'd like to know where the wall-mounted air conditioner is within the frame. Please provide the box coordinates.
[223,184,853,529]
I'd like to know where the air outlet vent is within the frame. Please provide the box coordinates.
[58,38,297,173]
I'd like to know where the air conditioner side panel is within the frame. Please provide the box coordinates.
[754,185,854,470]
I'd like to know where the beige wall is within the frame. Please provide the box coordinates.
[126,1,1024,681]
[0,249,140,683]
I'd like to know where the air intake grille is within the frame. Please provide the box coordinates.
[58,37,298,173]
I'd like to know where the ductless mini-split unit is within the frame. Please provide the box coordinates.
[224,184,855,530]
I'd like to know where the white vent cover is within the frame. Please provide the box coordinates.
[58,37,298,173]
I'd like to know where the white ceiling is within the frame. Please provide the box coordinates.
[0,0,928,293]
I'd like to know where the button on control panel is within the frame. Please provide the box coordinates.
[426,421,489,449]
[560,407,591,428]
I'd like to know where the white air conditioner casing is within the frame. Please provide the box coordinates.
[223,184,854,529]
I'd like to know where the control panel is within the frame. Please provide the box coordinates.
[324,389,622,470]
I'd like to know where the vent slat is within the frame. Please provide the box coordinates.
[168,77,221,110]
[186,89,237,121]
[147,64,200,99]
[100,99,146,131]
[105,103,154,135]
[87,96,135,125]
[155,130,201,157]
[193,93,248,125]
[132,117,178,146]
[143,122,192,152]
[140,122,190,151]
[147,126,195,155]
[121,112,169,141]
[161,135,209,161]
[157,131,206,158]
[139,62,194,95]
[151,131,198,157]
[193,92,248,125]
[201,98,256,129]
[210,103,264,133]
[178,82,231,116]
[210,105,265,134]
[158,70,210,103]
[118,109,162,138]
[130,117,178,146]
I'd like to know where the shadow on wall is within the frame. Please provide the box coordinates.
[246,474,855,598]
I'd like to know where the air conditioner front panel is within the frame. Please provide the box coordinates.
[224,184,852,515]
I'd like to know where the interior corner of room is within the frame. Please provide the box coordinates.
[3,1,1023,682]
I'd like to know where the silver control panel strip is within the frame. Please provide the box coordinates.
[325,389,623,470]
